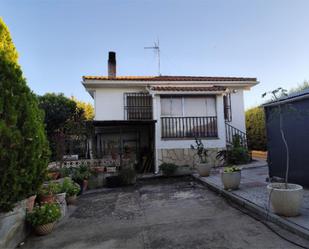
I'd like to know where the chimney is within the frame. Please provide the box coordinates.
[108,51,116,78]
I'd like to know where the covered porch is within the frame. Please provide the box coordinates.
[88,120,156,173]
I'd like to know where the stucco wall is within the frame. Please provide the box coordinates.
[153,94,226,172]
[229,90,246,132]
[94,87,146,120]
[157,148,222,168]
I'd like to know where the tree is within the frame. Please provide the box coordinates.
[38,93,77,136]
[0,18,18,64]
[38,94,93,160]
[71,96,94,120]
[245,107,267,151]
[0,18,50,211]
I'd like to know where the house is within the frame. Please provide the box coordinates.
[263,88,309,186]
[82,52,258,173]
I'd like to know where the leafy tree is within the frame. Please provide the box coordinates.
[245,107,267,151]
[0,18,18,64]
[38,93,77,136]
[0,18,50,211]
[38,93,92,160]
[71,96,94,120]
[289,81,309,94]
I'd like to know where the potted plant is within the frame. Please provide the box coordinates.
[263,88,303,217]
[221,166,241,190]
[119,162,137,185]
[216,135,250,190]
[26,194,37,212]
[159,163,178,176]
[53,182,67,218]
[62,178,80,205]
[39,182,58,204]
[26,203,61,236]
[72,164,91,193]
[190,138,212,177]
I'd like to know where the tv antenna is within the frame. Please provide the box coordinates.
[144,40,161,76]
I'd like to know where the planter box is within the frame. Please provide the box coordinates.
[0,200,28,249]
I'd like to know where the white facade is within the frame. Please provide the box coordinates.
[83,77,258,172]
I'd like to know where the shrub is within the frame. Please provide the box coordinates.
[223,166,241,173]
[217,135,250,165]
[159,163,178,176]
[61,178,80,196]
[26,203,61,226]
[245,107,267,151]
[0,18,50,212]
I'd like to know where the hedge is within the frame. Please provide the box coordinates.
[245,107,267,151]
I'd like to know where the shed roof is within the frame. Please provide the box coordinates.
[263,88,309,107]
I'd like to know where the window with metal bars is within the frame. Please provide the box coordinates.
[124,93,153,120]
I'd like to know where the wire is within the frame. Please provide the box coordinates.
[225,196,309,249]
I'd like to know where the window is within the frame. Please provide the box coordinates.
[161,96,216,117]
[223,93,232,122]
[160,95,218,139]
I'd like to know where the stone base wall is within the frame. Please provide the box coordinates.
[157,148,224,168]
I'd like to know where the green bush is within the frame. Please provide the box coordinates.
[217,135,250,165]
[26,203,61,226]
[61,178,80,196]
[0,18,50,212]
[159,163,178,176]
[245,107,267,151]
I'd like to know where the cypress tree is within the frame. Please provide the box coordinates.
[0,18,50,211]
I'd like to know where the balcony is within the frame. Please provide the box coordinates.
[161,116,218,139]
[124,93,153,120]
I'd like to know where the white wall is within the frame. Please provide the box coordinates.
[94,87,145,120]
[229,90,246,132]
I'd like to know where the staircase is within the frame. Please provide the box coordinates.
[225,122,247,148]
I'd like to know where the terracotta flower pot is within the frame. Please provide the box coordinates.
[82,179,88,192]
[26,195,37,212]
[40,194,55,204]
[48,172,60,180]
[66,195,77,205]
[34,222,56,236]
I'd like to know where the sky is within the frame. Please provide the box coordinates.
[1,0,309,109]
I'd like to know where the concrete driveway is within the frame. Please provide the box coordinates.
[23,177,307,249]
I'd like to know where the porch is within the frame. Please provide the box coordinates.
[88,120,156,173]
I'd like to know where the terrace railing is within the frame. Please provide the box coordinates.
[161,116,218,139]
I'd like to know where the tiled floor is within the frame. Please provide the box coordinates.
[202,163,309,233]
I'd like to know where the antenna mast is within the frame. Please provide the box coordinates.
[144,40,161,76]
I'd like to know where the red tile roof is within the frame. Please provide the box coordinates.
[82,75,257,82]
[149,86,226,92]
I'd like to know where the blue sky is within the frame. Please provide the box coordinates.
[1,0,309,109]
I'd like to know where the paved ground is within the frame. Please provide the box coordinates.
[203,164,309,233]
[22,177,308,249]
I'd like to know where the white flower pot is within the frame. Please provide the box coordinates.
[221,171,241,190]
[56,193,67,218]
[267,183,303,217]
[196,163,212,177]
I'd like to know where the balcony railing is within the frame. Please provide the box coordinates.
[161,116,218,138]
[124,93,153,120]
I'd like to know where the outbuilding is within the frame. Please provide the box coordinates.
[264,88,309,186]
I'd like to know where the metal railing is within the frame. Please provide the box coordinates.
[161,116,218,138]
[225,122,247,148]
[124,92,153,120]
